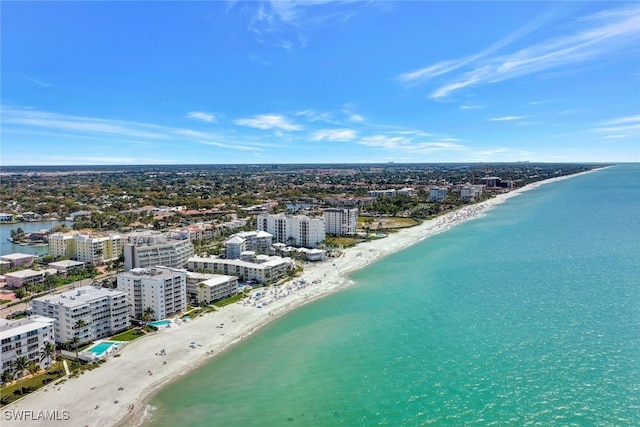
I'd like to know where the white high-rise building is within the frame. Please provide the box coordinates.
[1,315,56,374]
[30,286,130,345]
[116,267,187,321]
[323,208,358,236]
[257,214,325,248]
[460,184,483,201]
[124,231,194,271]
[429,187,449,202]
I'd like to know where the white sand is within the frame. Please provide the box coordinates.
[1,170,602,427]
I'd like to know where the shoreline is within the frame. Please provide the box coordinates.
[1,169,605,427]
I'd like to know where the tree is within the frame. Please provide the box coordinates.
[142,306,155,323]
[40,341,57,373]
[14,288,28,300]
[67,336,81,361]
[55,355,64,376]
[27,362,40,391]
[1,365,15,403]
[13,356,29,394]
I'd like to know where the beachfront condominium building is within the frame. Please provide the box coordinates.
[186,273,238,305]
[48,231,123,265]
[460,184,484,202]
[116,267,187,321]
[257,213,325,248]
[1,315,56,375]
[323,208,358,236]
[30,286,130,345]
[224,231,273,259]
[123,231,194,271]
[188,255,294,285]
[429,187,449,202]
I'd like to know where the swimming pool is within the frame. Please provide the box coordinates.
[87,341,120,357]
[149,319,171,328]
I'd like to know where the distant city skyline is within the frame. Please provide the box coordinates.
[2,1,639,165]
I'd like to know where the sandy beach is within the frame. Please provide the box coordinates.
[1,170,601,427]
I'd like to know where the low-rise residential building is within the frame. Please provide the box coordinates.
[368,189,397,198]
[186,273,238,305]
[224,231,273,259]
[4,269,45,288]
[187,255,294,285]
[0,253,37,268]
[48,260,87,275]
[257,213,325,248]
[124,231,194,271]
[30,286,130,345]
[1,315,56,374]
[324,208,358,236]
[116,267,187,321]
[397,187,415,196]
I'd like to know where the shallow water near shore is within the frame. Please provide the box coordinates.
[146,164,640,426]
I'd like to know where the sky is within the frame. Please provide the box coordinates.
[1,1,639,166]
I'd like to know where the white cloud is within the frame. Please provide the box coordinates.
[246,0,368,49]
[460,104,485,110]
[488,116,525,122]
[348,113,365,123]
[600,115,640,125]
[2,107,170,140]
[357,134,466,154]
[311,129,356,141]
[399,5,640,99]
[186,111,216,123]
[295,109,333,122]
[234,114,302,131]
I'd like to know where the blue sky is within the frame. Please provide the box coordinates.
[2,1,639,165]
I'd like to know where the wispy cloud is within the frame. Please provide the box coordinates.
[358,134,466,154]
[186,111,216,123]
[234,114,302,131]
[592,115,640,137]
[311,128,356,142]
[460,104,485,110]
[399,5,640,99]
[488,116,526,122]
[295,109,333,122]
[246,0,370,49]
[2,107,170,140]
[21,76,52,88]
[1,106,273,154]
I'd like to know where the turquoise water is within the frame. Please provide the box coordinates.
[87,341,119,356]
[150,320,172,328]
[146,164,640,426]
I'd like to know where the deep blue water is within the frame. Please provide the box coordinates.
[146,164,640,426]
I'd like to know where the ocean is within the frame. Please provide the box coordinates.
[145,164,639,426]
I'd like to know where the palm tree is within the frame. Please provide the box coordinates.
[142,306,155,323]
[40,341,56,373]
[27,362,40,391]
[13,356,29,394]
[67,336,81,361]
[74,319,88,341]
[55,355,64,376]
[1,366,15,403]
